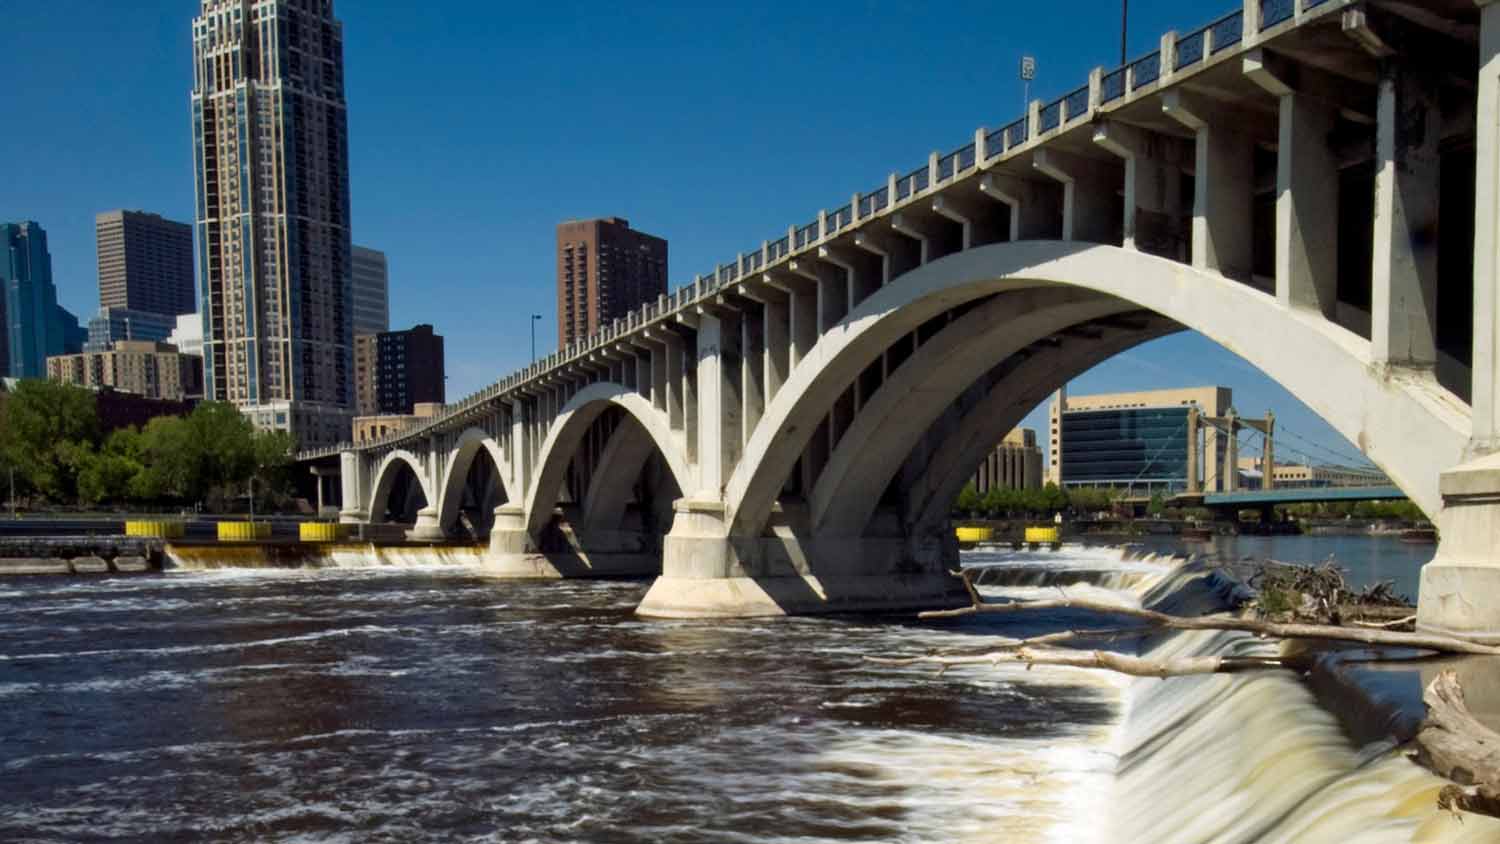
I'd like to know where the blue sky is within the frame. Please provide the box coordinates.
[0,0,1374,469]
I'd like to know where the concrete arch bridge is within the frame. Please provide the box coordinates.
[304,0,1500,641]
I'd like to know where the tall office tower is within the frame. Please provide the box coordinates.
[191,0,353,448]
[95,210,195,316]
[556,217,668,349]
[0,221,80,378]
[351,245,389,336]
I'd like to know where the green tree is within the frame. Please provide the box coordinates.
[1147,493,1167,517]
[954,483,982,517]
[1040,483,1069,514]
[0,380,101,502]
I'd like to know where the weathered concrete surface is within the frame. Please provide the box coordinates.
[1419,453,1500,643]
[113,555,150,573]
[0,538,163,575]
[70,556,110,574]
[0,558,71,575]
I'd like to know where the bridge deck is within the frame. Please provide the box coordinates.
[301,0,1369,462]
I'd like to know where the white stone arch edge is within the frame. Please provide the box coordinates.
[435,427,514,531]
[727,241,1469,536]
[524,382,693,538]
[369,449,435,524]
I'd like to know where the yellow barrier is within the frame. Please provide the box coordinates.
[218,521,272,542]
[1024,526,1061,544]
[955,526,994,543]
[299,522,347,543]
[125,520,185,539]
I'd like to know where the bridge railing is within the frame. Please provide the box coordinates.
[301,0,1351,463]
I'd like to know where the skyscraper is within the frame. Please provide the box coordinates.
[556,218,668,349]
[95,210,195,316]
[0,221,82,378]
[190,0,353,448]
[351,245,389,336]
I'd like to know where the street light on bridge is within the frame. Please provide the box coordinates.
[530,313,542,362]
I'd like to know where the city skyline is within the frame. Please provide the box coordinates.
[1,0,1372,465]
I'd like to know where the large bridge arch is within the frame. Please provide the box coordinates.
[435,427,513,536]
[369,449,434,525]
[727,241,1470,538]
[524,382,693,538]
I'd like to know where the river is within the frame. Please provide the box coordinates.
[0,538,1484,843]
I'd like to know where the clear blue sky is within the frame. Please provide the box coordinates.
[0,0,1374,470]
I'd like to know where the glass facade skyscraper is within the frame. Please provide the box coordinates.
[191,0,353,447]
[0,221,83,379]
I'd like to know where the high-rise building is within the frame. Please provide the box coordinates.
[191,0,353,448]
[973,428,1043,493]
[47,340,204,402]
[84,307,178,353]
[556,218,668,349]
[0,221,83,378]
[353,324,444,416]
[351,245,389,336]
[1049,386,1233,495]
[95,210,195,316]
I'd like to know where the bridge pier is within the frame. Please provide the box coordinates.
[405,507,446,542]
[637,500,966,618]
[482,504,661,579]
[1419,456,1500,644]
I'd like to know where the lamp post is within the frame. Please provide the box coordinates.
[1020,55,1036,114]
[1121,0,1129,65]
[530,314,542,361]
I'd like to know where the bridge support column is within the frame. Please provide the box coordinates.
[1419,455,1500,644]
[638,502,966,619]
[338,450,368,525]
[406,507,445,542]
[482,503,559,577]
[1472,0,1500,451]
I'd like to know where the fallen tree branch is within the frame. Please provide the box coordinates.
[921,592,1500,656]
[869,647,1286,677]
[1416,670,1500,819]
[1351,615,1417,630]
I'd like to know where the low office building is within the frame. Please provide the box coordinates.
[354,402,441,443]
[84,307,177,352]
[973,428,1043,493]
[1248,460,1391,489]
[1049,386,1233,495]
[46,340,203,402]
[354,324,445,416]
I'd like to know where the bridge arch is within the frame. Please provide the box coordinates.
[524,382,693,538]
[727,241,1469,538]
[369,449,434,525]
[436,427,512,536]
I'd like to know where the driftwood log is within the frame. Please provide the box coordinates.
[1416,671,1500,818]
[921,570,1500,657]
